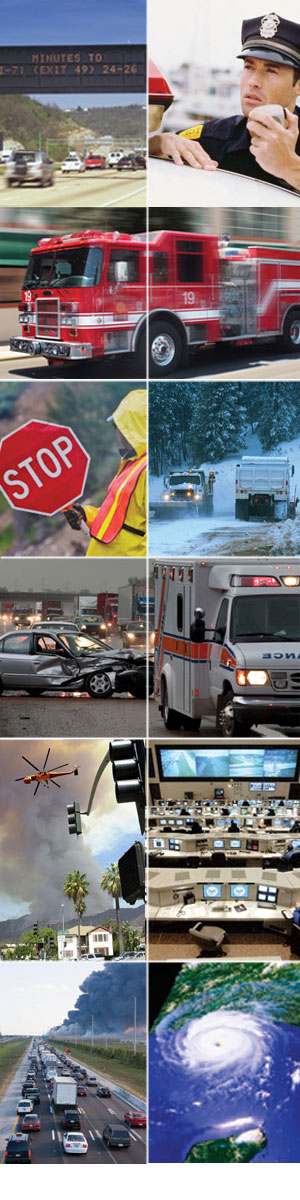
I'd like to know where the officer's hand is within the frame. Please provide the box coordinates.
[150,132,218,170]
[247,108,299,184]
[64,504,86,530]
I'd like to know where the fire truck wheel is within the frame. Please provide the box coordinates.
[217,688,249,738]
[282,310,300,352]
[149,320,183,376]
[86,672,113,698]
[161,681,182,729]
[182,716,201,731]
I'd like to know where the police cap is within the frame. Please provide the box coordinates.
[237,13,300,69]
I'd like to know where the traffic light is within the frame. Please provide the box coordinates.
[118,842,145,904]
[109,740,145,833]
[48,936,55,950]
[33,923,39,937]
[67,800,82,836]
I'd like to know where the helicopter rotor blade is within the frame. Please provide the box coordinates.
[34,781,41,797]
[21,755,40,772]
[15,776,28,781]
[51,779,61,789]
[42,747,51,771]
[50,763,69,772]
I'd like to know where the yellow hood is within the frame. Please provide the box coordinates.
[112,389,147,457]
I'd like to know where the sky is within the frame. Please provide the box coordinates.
[149,0,300,71]
[0,558,146,595]
[0,961,105,1032]
[0,738,143,922]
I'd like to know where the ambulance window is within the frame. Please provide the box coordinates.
[177,594,183,632]
[107,249,139,283]
[176,240,203,284]
[213,599,228,644]
[153,252,169,283]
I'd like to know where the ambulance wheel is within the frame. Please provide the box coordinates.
[217,689,241,738]
[282,309,300,352]
[149,320,183,376]
[86,672,113,698]
[161,682,182,729]
[182,715,201,731]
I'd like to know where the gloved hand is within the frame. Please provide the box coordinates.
[64,504,86,530]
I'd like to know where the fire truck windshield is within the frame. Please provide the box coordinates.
[230,595,300,643]
[24,245,103,289]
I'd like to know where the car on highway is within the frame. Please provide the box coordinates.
[5,1133,32,1162]
[0,627,151,700]
[62,1109,81,1130]
[103,1123,131,1148]
[17,1100,33,1114]
[97,1086,111,1098]
[5,150,54,188]
[77,1085,87,1096]
[22,1114,40,1132]
[107,150,123,168]
[117,152,146,171]
[63,1132,88,1155]
[22,1088,40,1104]
[124,1110,146,1127]
[85,153,106,170]
[31,621,80,633]
[122,620,154,649]
[85,1075,97,1086]
[61,154,85,173]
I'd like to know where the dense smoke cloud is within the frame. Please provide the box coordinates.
[51,963,146,1035]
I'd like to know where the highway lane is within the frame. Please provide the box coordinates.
[158,341,300,381]
[0,693,146,737]
[0,169,146,208]
[1,1043,146,1164]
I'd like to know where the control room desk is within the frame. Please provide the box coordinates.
[148,902,295,925]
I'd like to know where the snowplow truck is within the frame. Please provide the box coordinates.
[151,468,215,518]
[235,457,298,521]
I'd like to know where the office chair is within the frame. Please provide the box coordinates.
[188,923,227,956]
[210,852,227,866]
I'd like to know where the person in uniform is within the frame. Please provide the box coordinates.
[64,388,147,557]
[150,14,300,191]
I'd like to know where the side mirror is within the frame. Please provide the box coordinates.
[291,465,295,476]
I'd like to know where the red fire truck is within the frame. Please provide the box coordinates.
[10,229,147,367]
[148,230,300,374]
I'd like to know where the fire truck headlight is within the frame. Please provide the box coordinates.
[237,669,269,686]
[163,493,170,501]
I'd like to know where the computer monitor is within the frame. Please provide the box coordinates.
[264,818,272,827]
[214,788,224,799]
[213,839,224,849]
[206,818,214,827]
[283,819,291,828]
[246,818,253,826]
[230,884,249,899]
[241,807,248,815]
[292,840,300,849]
[286,809,293,817]
[217,819,225,827]
[274,819,283,827]
[203,883,222,900]
[153,838,164,849]
[160,820,167,826]
[187,808,194,814]
[158,800,165,807]
[257,884,278,905]
[230,839,241,849]
[246,839,259,851]
[176,820,184,826]
[169,838,181,850]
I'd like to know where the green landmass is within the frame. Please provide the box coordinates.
[153,963,300,1031]
[0,1038,30,1100]
[52,1039,146,1099]
[186,1133,267,1163]
[0,95,145,160]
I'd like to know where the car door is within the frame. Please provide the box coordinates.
[0,631,35,687]
[209,598,230,705]
[31,634,80,687]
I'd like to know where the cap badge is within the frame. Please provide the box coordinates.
[259,13,280,39]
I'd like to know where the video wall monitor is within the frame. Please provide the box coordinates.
[153,839,164,849]
[214,788,224,798]
[169,839,181,851]
[292,840,300,849]
[157,747,299,780]
[257,884,278,905]
[213,839,224,849]
[230,839,241,849]
[246,839,259,851]
[230,884,249,899]
[203,883,222,900]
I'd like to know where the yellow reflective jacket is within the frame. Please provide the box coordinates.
[83,388,147,558]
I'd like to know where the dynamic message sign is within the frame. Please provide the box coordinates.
[0,44,146,92]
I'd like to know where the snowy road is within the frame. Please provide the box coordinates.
[149,511,300,557]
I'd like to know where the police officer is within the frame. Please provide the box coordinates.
[150,14,300,191]
[64,389,147,557]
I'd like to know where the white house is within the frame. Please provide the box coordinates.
[57,923,113,961]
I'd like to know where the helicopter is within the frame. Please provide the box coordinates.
[15,748,79,796]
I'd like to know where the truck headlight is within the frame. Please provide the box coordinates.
[163,493,170,501]
[236,669,269,686]
[194,492,201,500]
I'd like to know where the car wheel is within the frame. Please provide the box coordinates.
[217,688,251,737]
[161,681,182,729]
[86,672,113,698]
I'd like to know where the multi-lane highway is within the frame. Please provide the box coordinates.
[1,1043,146,1164]
[0,168,146,208]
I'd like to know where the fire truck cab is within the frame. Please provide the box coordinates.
[10,230,146,367]
[148,230,300,375]
[154,558,300,736]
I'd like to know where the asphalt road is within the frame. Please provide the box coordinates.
[0,693,146,737]
[0,168,146,208]
[0,351,145,381]
[1,1045,146,1164]
[160,341,300,381]
[148,700,296,740]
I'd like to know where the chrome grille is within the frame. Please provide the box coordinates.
[36,298,59,338]
[270,669,300,692]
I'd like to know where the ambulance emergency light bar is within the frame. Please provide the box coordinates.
[230,574,300,586]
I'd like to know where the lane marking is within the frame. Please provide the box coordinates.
[88,1129,95,1140]
[102,185,146,206]
[1,1115,18,1163]
[95,1129,101,1137]
[130,1131,137,1142]
[52,1129,55,1141]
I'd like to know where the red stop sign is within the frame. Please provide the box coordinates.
[0,420,90,515]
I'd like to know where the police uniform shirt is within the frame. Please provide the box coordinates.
[178,110,300,191]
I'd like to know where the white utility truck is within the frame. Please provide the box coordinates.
[235,457,297,520]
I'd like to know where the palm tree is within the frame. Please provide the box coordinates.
[63,870,90,960]
[100,863,124,956]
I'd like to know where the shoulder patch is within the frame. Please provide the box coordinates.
[179,124,203,140]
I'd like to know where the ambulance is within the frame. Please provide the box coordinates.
[154,558,300,736]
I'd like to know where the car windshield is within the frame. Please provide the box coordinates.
[230,595,300,642]
[59,633,107,657]
[24,245,103,289]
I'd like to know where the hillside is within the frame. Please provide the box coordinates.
[0,906,144,945]
[0,94,145,157]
